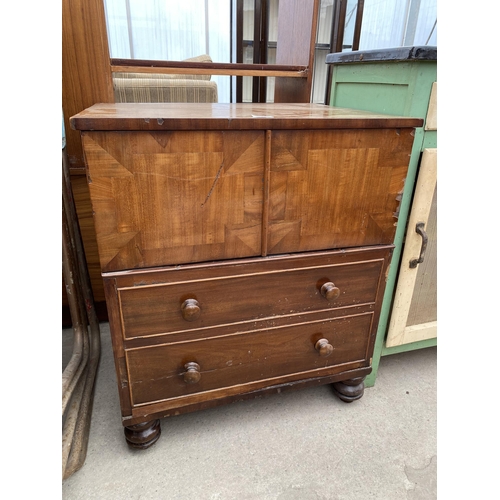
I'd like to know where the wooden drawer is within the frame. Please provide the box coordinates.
[115,248,389,340]
[125,311,375,407]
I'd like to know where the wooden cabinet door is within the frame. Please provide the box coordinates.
[83,130,265,272]
[386,148,437,347]
[267,128,415,254]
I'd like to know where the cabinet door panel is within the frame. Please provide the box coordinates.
[83,130,265,272]
[386,148,437,347]
[267,129,414,254]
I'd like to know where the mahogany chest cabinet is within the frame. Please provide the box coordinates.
[70,103,421,448]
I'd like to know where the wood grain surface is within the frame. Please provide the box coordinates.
[274,0,320,103]
[62,0,114,169]
[81,114,414,272]
[103,245,392,421]
[75,102,417,429]
[71,103,423,132]
[84,130,265,272]
[117,249,387,340]
[111,59,308,78]
[126,311,374,407]
[267,128,415,254]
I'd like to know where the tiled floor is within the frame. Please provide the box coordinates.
[62,323,437,499]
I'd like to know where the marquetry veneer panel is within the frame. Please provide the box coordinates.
[83,130,265,272]
[268,128,415,254]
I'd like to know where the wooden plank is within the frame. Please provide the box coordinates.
[71,103,423,132]
[62,0,114,170]
[352,0,365,51]
[331,0,348,53]
[111,63,307,78]
[385,148,437,348]
[106,245,394,281]
[62,0,115,316]
[274,0,319,67]
[402,321,437,344]
[111,58,307,72]
[380,337,436,357]
[425,82,437,130]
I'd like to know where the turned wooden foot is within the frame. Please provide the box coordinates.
[332,377,365,403]
[124,419,161,449]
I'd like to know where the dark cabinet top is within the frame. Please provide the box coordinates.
[70,103,422,131]
[326,46,437,65]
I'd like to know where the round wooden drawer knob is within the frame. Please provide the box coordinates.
[181,298,201,321]
[320,282,340,301]
[183,362,201,384]
[315,338,334,357]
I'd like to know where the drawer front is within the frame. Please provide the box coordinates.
[126,311,374,407]
[117,252,385,339]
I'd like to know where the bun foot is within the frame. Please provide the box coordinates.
[332,377,365,403]
[124,419,161,449]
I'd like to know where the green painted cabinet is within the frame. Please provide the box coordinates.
[326,46,437,387]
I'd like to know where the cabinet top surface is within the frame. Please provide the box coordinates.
[326,46,437,65]
[70,103,422,131]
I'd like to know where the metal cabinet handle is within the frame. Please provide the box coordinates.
[409,222,428,269]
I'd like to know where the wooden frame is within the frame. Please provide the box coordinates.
[62,147,101,479]
[425,82,437,131]
[325,0,365,105]
[326,46,437,386]
[62,0,114,171]
[64,0,321,170]
[110,0,320,104]
[385,148,437,348]
[110,59,308,78]
[273,0,320,102]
